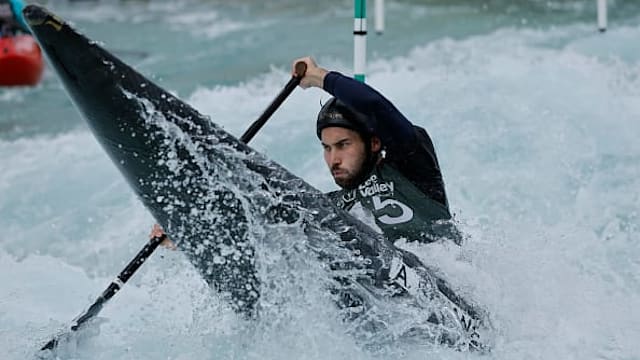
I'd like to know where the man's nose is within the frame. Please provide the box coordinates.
[329,150,341,166]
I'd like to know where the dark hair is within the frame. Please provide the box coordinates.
[316,97,373,139]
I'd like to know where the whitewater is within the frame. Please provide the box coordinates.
[1,1,639,359]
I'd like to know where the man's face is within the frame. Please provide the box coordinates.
[321,127,368,189]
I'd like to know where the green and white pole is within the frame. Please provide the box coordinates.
[374,0,384,35]
[354,0,367,82]
[597,0,607,32]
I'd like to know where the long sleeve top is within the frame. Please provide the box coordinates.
[323,71,449,209]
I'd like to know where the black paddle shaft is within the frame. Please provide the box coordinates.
[41,234,167,351]
[240,61,307,143]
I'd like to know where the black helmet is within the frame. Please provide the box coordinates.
[316,98,373,139]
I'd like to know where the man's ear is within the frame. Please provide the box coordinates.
[371,136,382,152]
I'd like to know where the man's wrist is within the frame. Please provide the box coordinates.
[310,67,328,88]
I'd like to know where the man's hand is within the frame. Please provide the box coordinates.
[150,223,176,250]
[292,56,328,89]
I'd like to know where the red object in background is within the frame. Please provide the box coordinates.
[0,34,44,86]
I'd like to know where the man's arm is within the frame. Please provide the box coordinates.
[323,71,415,154]
[293,56,416,157]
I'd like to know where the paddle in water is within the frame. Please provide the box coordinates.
[40,234,166,351]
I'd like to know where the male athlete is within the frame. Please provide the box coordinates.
[292,57,485,350]
[294,56,461,244]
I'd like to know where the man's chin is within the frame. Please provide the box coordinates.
[332,163,373,190]
[334,176,358,190]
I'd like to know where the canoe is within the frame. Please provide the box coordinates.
[0,34,44,86]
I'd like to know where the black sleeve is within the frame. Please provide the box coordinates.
[322,71,416,157]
